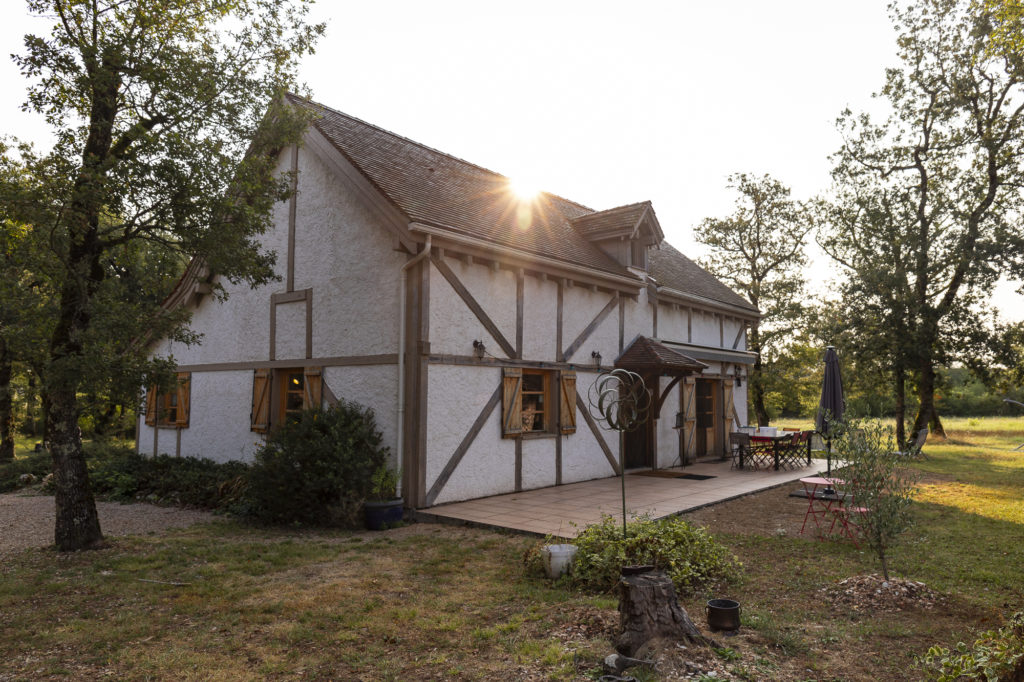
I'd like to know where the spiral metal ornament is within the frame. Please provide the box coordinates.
[587,368,651,433]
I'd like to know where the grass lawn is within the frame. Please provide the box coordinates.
[1,416,1021,680]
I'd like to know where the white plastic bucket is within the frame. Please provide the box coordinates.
[541,544,578,579]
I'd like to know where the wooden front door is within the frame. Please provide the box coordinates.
[695,379,717,457]
[623,374,655,469]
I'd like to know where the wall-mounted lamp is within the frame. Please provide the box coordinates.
[472,339,486,359]
[591,350,602,367]
[735,374,743,387]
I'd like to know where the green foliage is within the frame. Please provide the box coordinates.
[919,611,1024,681]
[0,448,50,492]
[369,464,401,502]
[567,515,742,595]
[242,401,390,526]
[696,173,812,425]
[83,442,249,509]
[818,0,1024,435]
[833,420,919,580]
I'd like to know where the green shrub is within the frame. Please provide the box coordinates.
[568,515,742,595]
[241,401,389,526]
[0,449,51,492]
[84,441,249,509]
[919,611,1024,681]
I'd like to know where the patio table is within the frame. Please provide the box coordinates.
[798,476,845,538]
[750,434,799,470]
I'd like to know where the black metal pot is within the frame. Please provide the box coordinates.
[706,598,741,631]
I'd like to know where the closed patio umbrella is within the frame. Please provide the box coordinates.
[815,346,845,477]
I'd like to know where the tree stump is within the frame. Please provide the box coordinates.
[614,569,711,656]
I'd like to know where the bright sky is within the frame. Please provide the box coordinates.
[2,1,1021,322]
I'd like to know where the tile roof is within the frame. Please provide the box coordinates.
[649,243,758,313]
[288,94,631,277]
[286,94,757,317]
[570,201,654,239]
[615,335,707,375]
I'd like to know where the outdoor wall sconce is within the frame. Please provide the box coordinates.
[735,374,743,387]
[591,350,602,367]
[473,339,486,359]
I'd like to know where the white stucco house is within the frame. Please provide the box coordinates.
[139,94,760,509]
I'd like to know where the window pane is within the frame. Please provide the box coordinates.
[523,373,543,392]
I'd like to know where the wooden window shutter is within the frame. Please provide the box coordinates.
[559,371,577,435]
[501,367,523,438]
[251,369,271,433]
[722,381,735,431]
[682,377,697,460]
[144,386,157,426]
[303,367,323,410]
[175,372,191,427]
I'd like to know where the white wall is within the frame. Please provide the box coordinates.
[143,140,406,463]
[426,364,516,505]
[325,365,399,468]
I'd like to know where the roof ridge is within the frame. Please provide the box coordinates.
[287,92,595,213]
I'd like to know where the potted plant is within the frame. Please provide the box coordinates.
[364,464,403,530]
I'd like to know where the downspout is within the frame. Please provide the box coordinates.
[397,235,431,499]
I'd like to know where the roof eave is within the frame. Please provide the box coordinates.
[656,285,760,319]
[410,222,645,292]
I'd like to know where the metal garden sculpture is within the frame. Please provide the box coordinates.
[587,368,651,539]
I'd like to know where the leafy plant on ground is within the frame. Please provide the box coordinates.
[0,448,50,492]
[241,401,389,526]
[833,419,919,580]
[84,441,249,509]
[566,515,742,595]
[918,611,1024,681]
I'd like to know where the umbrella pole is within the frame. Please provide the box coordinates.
[826,439,832,477]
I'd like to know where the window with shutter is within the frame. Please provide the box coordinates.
[144,386,157,426]
[146,373,191,428]
[501,367,565,438]
[174,373,191,427]
[501,368,523,438]
[559,371,577,434]
[251,369,271,433]
[303,367,323,410]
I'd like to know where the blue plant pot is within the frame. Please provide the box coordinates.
[364,498,404,530]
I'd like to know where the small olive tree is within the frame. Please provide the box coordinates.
[835,420,919,580]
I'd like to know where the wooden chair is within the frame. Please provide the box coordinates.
[729,432,752,469]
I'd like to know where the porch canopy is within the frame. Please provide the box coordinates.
[615,335,706,417]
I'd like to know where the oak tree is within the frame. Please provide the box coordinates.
[696,173,812,426]
[12,0,322,550]
[820,0,1024,437]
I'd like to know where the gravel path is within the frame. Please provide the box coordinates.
[0,491,217,558]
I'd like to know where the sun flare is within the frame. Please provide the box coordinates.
[509,177,540,201]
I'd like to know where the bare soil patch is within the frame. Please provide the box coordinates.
[0,490,216,559]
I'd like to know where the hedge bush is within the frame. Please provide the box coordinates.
[567,515,742,595]
[84,442,249,509]
[240,401,389,526]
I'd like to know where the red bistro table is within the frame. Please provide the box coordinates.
[799,476,845,538]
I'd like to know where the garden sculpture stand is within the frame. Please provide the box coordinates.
[587,369,651,540]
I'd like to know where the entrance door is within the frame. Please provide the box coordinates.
[623,374,655,469]
[695,379,717,457]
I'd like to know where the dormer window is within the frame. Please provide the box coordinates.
[631,239,648,269]
[570,200,663,272]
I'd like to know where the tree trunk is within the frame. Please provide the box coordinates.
[0,337,14,461]
[749,323,770,426]
[615,569,711,656]
[45,272,105,551]
[894,365,906,451]
[913,359,945,438]
[45,384,103,551]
